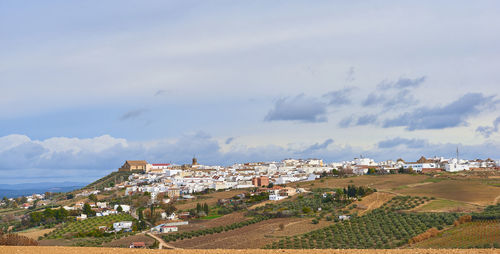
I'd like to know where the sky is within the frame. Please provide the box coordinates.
[1,1,500,184]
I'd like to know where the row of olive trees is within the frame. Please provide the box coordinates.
[163,214,270,243]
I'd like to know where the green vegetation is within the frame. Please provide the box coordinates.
[44,213,135,239]
[411,220,500,249]
[200,215,223,220]
[415,199,467,212]
[70,231,138,247]
[380,196,431,211]
[163,214,271,243]
[29,207,70,227]
[79,171,136,191]
[264,209,459,249]
[471,203,500,220]
[252,186,374,218]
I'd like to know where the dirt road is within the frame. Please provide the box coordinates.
[146,232,178,249]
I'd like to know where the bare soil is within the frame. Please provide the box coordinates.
[17,228,55,240]
[102,233,155,248]
[170,217,332,249]
[289,175,429,191]
[0,246,498,254]
[350,192,396,215]
[174,212,249,233]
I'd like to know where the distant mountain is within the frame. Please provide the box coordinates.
[0,182,87,198]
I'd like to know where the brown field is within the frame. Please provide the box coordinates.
[289,174,429,191]
[102,233,155,248]
[412,199,483,213]
[295,174,500,207]
[38,238,76,246]
[0,246,498,254]
[170,217,332,249]
[394,179,500,206]
[175,212,248,233]
[350,192,396,215]
[17,227,55,240]
[410,221,500,249]
[175,189,248,211]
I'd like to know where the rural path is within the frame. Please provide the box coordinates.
[145,232,179,250]
[494,195,500,205]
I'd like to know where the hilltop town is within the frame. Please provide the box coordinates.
[1,154,499,250]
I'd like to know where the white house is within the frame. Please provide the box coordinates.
[161,212,177,220]
[63,205,76,211]
[77,214,87,220]
[160,225,178,233]
[445,159,470,172]
[114,204,130,213]
[339,215,350,221]
[113,221,133,231]
[96,202,107,209]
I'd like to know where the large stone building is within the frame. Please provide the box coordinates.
[119,160,149,172]
[252,176,269,187]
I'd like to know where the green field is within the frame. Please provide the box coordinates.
[45,213,135,239]
[264,208,459,249]
[413,199,479,212]
[200,215,223,220]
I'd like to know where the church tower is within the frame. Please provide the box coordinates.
[192,156,198,166]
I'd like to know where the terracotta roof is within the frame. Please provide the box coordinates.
[126,160,147,165]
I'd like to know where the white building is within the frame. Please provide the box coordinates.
[113,221,133,231]
[114,204,131,213]
[445,159,470,172]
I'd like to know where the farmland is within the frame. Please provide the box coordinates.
[288,174,429,191]
[394,178,500,206]
[176,212,249,233]
[175,189,249,211]
[264,209,459,249]
[169,217,330,249]
[410,221,500,248]
[413,199,483,213]
[44,213,135,239]
[17,227,55,240]
[1,246,498,254]
[289,174,500,207]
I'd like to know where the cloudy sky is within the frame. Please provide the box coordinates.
[1,1,500,184]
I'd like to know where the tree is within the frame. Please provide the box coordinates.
[267,182,274,188]
[196,203,202,213]
[88,194,98,202]
[203,203,209,215]
[368,168,376,175]
[117,205,123,213]
[82,203,94,217]
[161,203,177,216]
[331,168,339,175]
[55,207,68,221]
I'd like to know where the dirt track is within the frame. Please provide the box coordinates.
[0,246,498,254]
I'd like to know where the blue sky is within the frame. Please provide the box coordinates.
[1,1,500,183]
